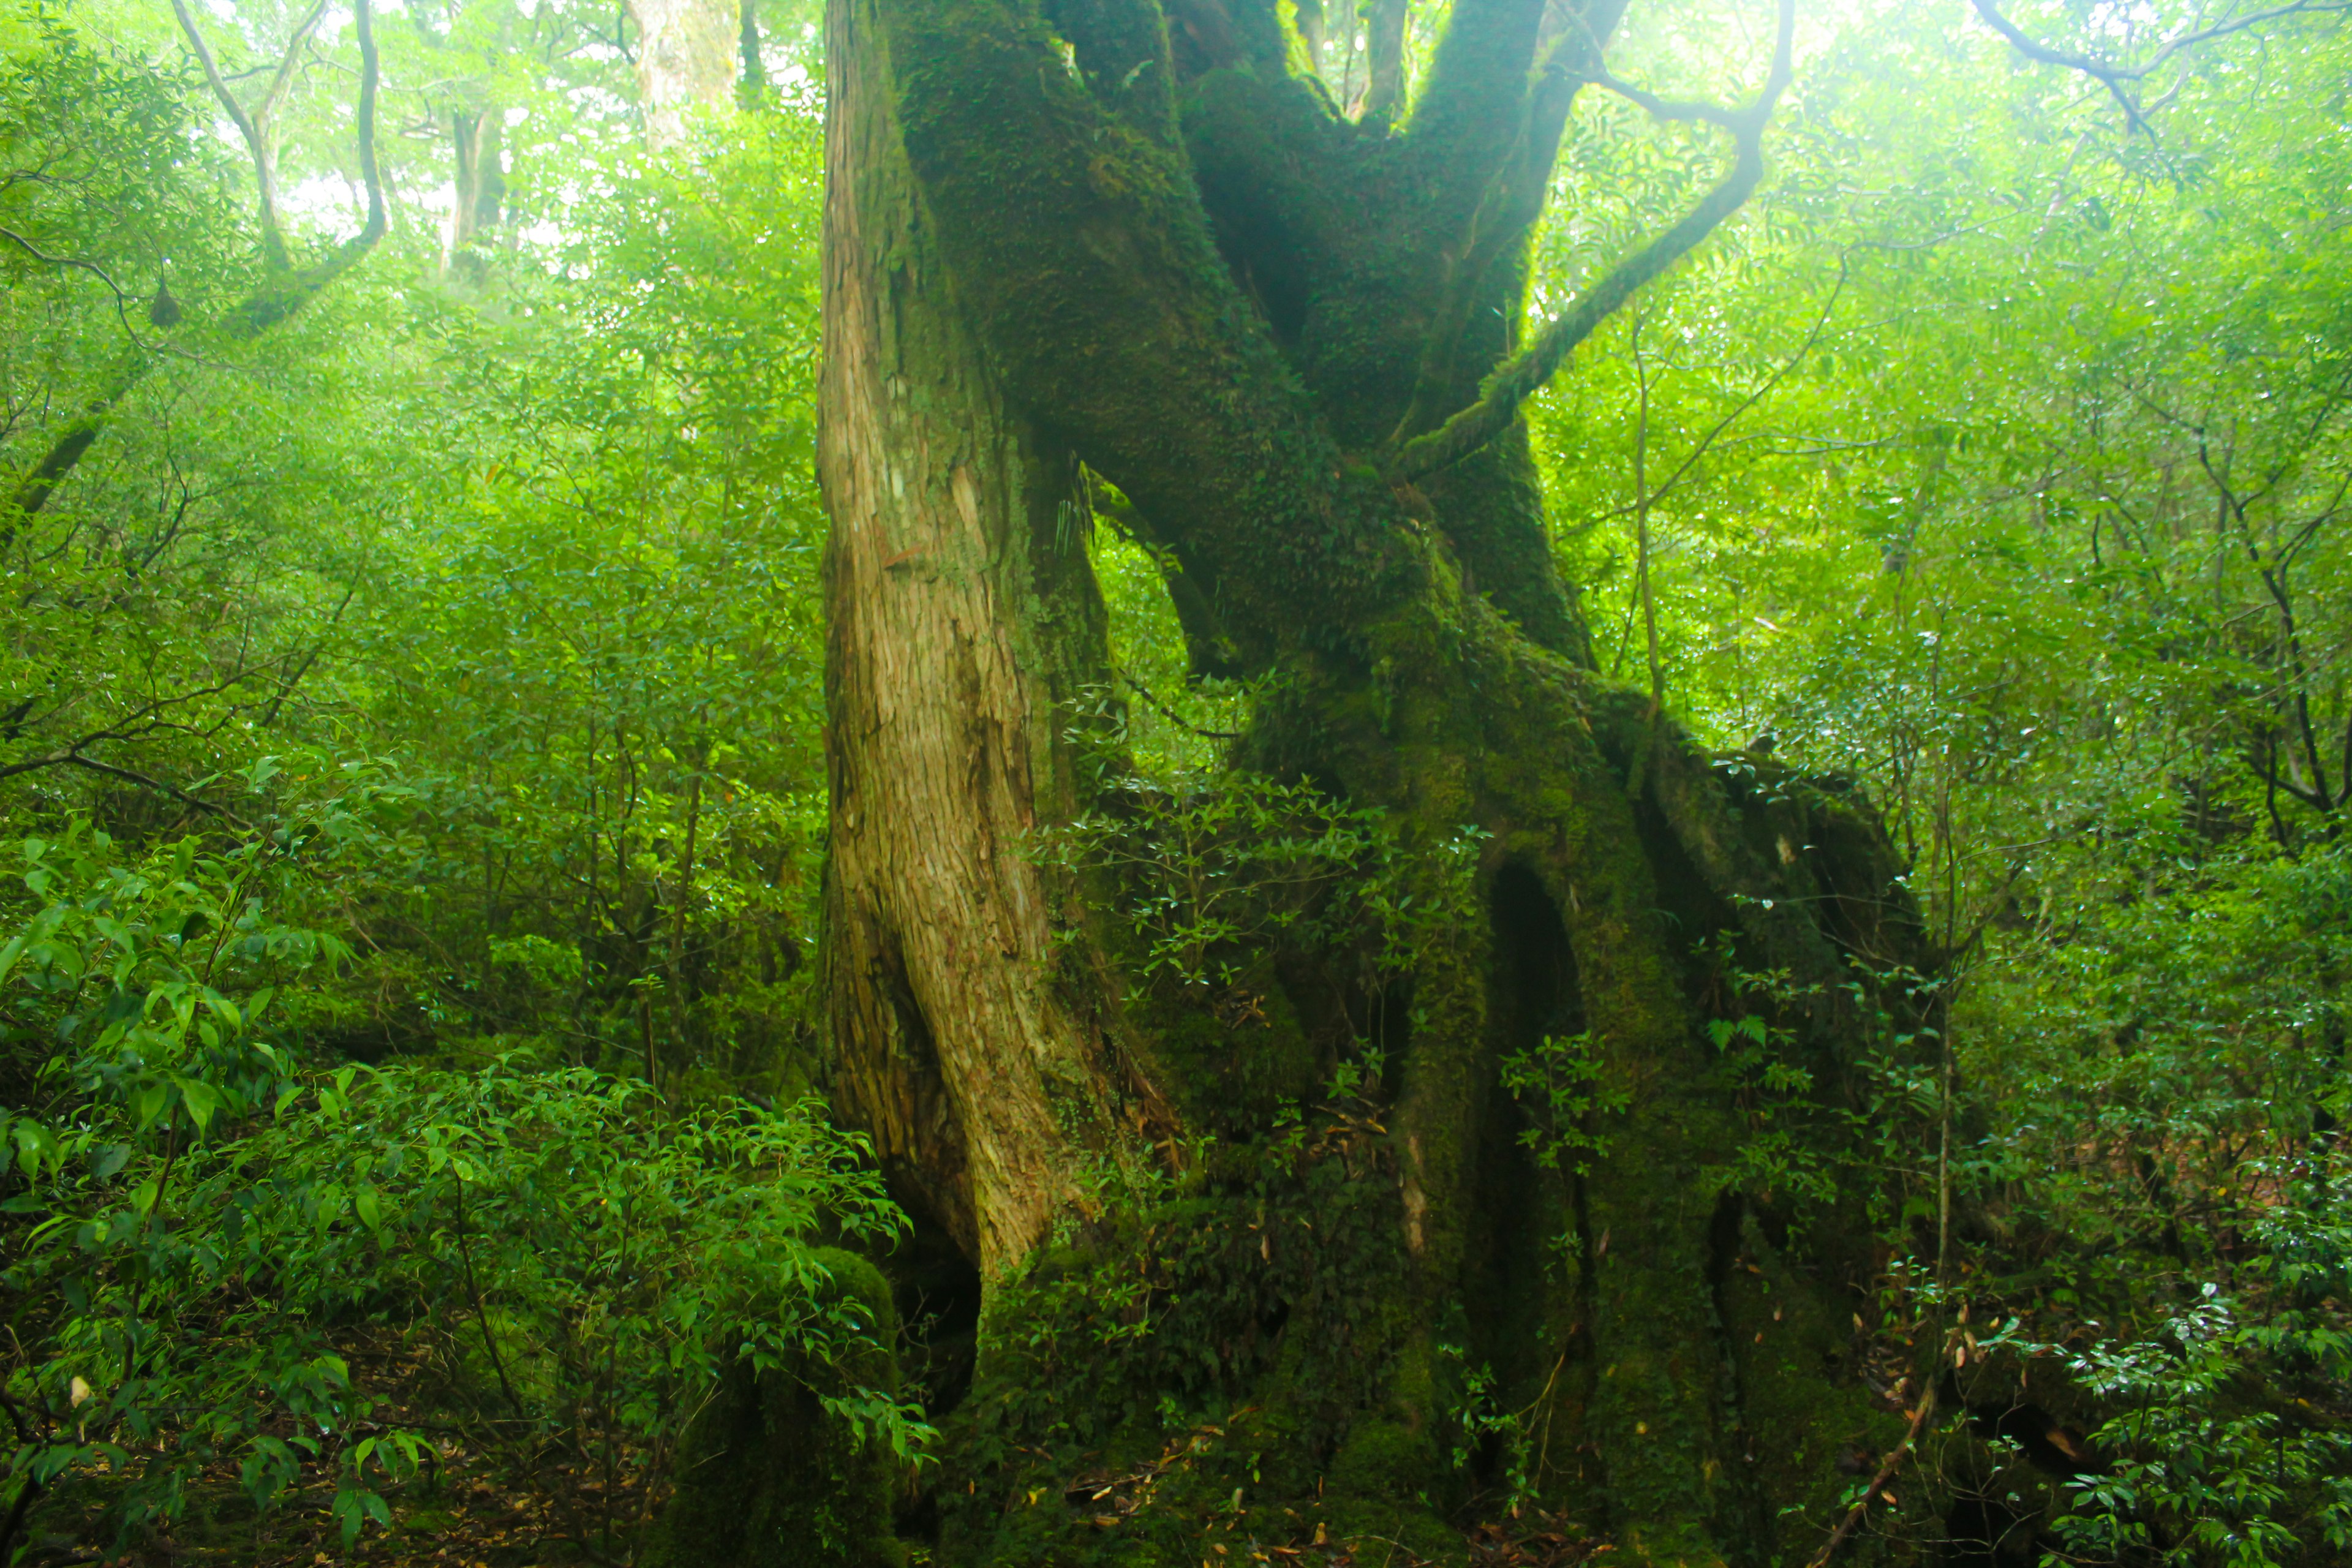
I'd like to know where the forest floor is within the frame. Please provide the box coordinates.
[20,1335,1610,1568]
[26,1449,1610,1568]
[21,1480,1611,1568]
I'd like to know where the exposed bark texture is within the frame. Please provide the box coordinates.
[819,0,1140,1278]
[819,0,1932,1560]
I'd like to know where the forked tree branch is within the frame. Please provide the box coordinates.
[6,0,382,528]
[171,0,330,270]
[1389,0,1794,481]
[1389,0,1630,447]
[1969,0,2350,132]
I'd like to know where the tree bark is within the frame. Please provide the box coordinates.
[818,0,1144,1278]
[819,0,1932,1559]
[633,0,745,146]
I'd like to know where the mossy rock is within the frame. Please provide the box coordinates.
[641,1247,907,1568]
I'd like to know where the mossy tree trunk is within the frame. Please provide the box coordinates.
[820,0,1930,1562]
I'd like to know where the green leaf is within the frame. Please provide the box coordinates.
[176,1077,222,1133]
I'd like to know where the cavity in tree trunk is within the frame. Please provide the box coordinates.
[819,0,1932,1559]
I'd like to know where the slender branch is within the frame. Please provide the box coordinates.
[453,1178,528,1419]
[1806,1337,1953,1568]
[7,401,116,521]
[1972,0,2345,83]
[1615,251,1852,519]
[259,0,333,134]
[1087,477,1244,676]
[0,749,229,815]
[1390,0,1795,481]
[0,225,134,311]
[1118,671,1243,741]
[1968,0,2349,132]
[0,668,287,775]
[0,1473,43,1566]
[168,0,268,170]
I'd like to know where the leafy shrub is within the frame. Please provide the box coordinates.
[2041,1182,2352,1568]
[0,812,920,1558]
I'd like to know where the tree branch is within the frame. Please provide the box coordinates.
[1044,0,1178,142]
[0,745,229,815]
[0,225,134,314]
[1968,0,2349,132]
[1387,0,1630,445]
[883,0,1424,656]
[1403,0,1554,189]
[172,0,330,270]
[1618,251,1850,514]
[1806,1335,1953,1568]
[1390,0,1793,481]
[8,0,383,526]
[238,0,385,332]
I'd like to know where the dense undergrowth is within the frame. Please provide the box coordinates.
[1,0,2349,1562]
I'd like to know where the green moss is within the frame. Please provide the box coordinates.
[641,1249,906,1568]
[932,1117,1482,1563]
[1123,954,1324,1134]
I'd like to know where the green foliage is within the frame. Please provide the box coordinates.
[1981,1176,2352,1568]
[1048,764,1485,998]
[1047,773,1385,993]
[643,1249,911,1568]
[940,1117,1420,1563]
[0,812,919,1556]
[1499,1028,1625,1178]
[3,0,2351,1557]
[0,805,382,1547]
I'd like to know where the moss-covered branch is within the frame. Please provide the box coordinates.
[882,0,1425,657]
[1389,0,1792,483]
[1387,2,1626,445]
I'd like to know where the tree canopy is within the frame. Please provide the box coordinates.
[1,0,2348,1564]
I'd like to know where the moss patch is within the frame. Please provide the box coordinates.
[641,1248,907,1568]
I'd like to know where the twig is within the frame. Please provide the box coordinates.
[1805,1367,1943,1568]
[1968,0,2348,135]
[1118,671,1243,742]
[453,1179,527,1420]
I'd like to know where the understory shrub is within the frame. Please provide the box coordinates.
[0,812,921,1558]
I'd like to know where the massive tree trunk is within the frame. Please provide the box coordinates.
[818,0,1932,1561]
[819,0,1144,1280]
